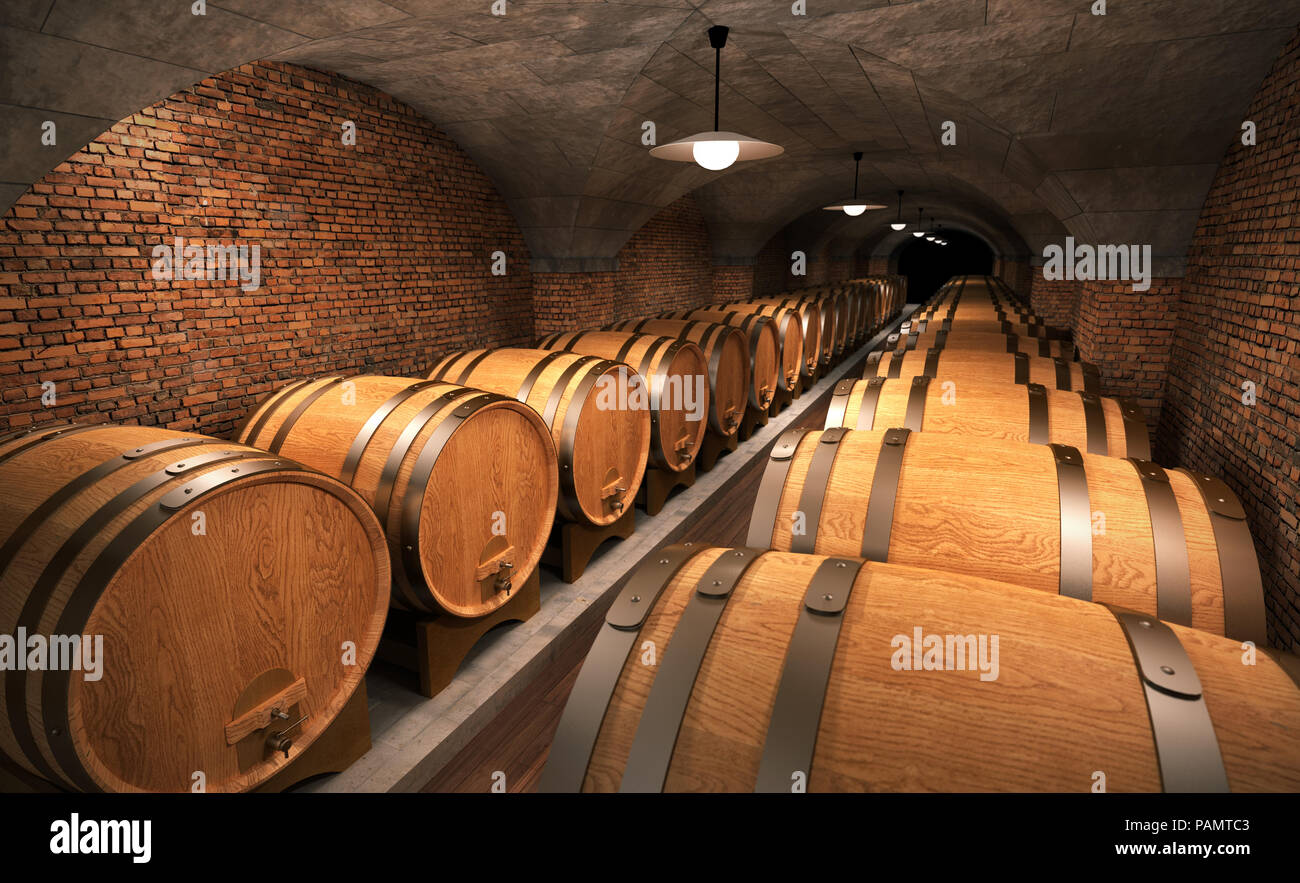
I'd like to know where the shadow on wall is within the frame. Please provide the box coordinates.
[896,230,994,302]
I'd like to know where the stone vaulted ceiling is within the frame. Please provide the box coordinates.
[2,0,1298,273]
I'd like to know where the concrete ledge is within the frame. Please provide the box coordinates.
[307,305,917,792]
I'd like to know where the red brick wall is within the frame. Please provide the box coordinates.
[753,236,793,297]
[712,265,754,303]
[1029,275,1081,329]
[1074,278,1180,432]
[0,61,531,437]
[532,194,713,336]
[996,257,1034,302]
[1159,28,1300,650]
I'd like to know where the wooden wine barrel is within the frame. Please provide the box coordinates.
[917,276,1066,336]
[0,422,390,792]
[539,546,1300,792]
[865,347,1100,392]
[747,429,1267,642]
[752,297,823,380]
[237,375,558,616]
[694,302,806,394]
[886,327,1074,360]
[535,330,707,473]
[427,348,650,526]
[659,309,781,408]
[826,376,1150,458]
[808,289,850,358]
[610,319,749,437]
[839,282,873,345]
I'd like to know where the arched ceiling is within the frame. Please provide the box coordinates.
[2,0,1297,274]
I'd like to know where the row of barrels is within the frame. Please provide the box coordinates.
[0,277,907,792]
[541,274,1300,792]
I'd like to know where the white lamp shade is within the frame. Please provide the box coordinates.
[890,222,906,231]
[823,200,886,213]
[912,230,924,238]
[650,131,784,169]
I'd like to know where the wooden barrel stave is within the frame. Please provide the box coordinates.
[542,547,1300,792]
[746,429,1266,642]
[658,310,780,409]
[609,319,749,437]
[427,348,650,526]
[826,376,1150,458]
[865,347,1100,392]
[0,423,389,792]
[237,375,559,617]
[686,303,805,393]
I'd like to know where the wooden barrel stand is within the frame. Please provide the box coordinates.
[376,569,542,697]
[543,507,638,583]
[638,462,697,516]
[696,429,739,472]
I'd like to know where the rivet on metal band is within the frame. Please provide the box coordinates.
[1118,398,1151,460]
[1129,460,1193,627]
[791,429,849,554]
[1079,391,1108,455]
[922,347,940,379]
[516,350,567,405]
[1026,383,1050,444]
[1050,443,1093,601]
[886,351,903,379]
[240,378,313,446]
[855,377,886,431]
[538,543,700,792]
[1082,364,1101,395]
[1176,470,1266,644]
[825,378,856,429]
[754,557,868,793]
[904,375,929,432]
[339,380,441,485]
[1053,357,1072,392]
[747,428,808,548]
[620,547,765,792]
[1013,351,1029,384]
[453,349,494,386]
[861,428,910,562]
[1108,607,1230,793]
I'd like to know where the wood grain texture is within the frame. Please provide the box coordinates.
[832,377,1143,457]
[578,549,1300,791]
[757,429,1242,636]
[691,303,806,390]
[661,310,780,410]
[867,348,1094,390]
[609,319,749,438]
[239,375,558,617]
[536,331,707,474]
[0,424,389,792]
[427,348,650,526]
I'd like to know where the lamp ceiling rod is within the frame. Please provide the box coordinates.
[709,25,729,133]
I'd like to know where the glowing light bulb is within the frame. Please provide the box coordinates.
[912,230,924,238]
[842,204,867,217]
[692,140,740,171]
[890,222,906,231]
[925,235,935,242]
